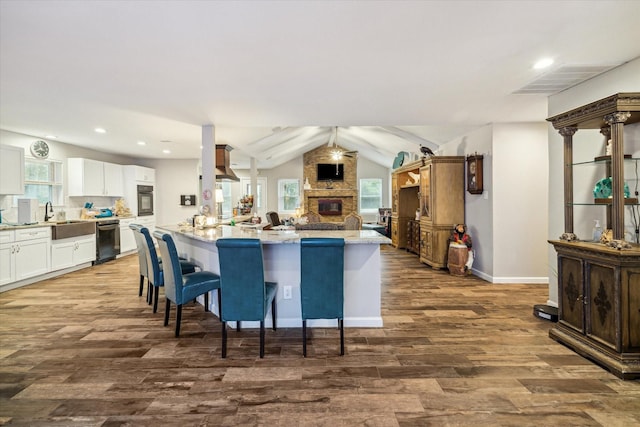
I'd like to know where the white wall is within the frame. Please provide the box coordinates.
[493,122,548,282]
[141,158,200,226]
[441,125,494,278]
[440,122,549,283]
[547,57,640,306]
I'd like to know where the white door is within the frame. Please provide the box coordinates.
[240,178,267,219]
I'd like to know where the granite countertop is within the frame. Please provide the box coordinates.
[0,215,136,231]
[157,224,392,245]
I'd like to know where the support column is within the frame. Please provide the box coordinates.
[201,125,216,216]
[250,157,258,215]
[604,112,631,240]
[559,127,577,234]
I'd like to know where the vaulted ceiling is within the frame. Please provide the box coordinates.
[1,1,639,169]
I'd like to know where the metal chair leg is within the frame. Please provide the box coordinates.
[339,318,344,356]
[204,291,209,312]
[222,321,227,358]
[303,320,307,357]
[139,275,144,296]
[153,286,159,313]
[175,304,182,337]
[271,298,276,330]
[164,299,171,326]
[260,320,265,358]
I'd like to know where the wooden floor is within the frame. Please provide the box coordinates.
[1,246,639,426]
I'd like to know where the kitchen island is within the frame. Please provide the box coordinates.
[156,224,391,328]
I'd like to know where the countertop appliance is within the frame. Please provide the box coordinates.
[94,219,120,264]
[17,198,39,224]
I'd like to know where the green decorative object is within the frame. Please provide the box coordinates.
[593,177,630,199]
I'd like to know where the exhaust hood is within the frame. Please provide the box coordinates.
[215,144,240,182]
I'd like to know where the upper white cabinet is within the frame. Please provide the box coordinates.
[0,145,25,195]
[132,166,155,183]
[67,158,123,197]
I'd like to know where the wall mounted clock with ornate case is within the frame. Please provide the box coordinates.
[30,140,50,159]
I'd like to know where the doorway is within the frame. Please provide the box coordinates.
[240,178,267,219]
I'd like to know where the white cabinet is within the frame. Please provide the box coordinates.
[0,227,50,286]
[51,234,96,271]
[134,166,155,183]
[0,231,15,286]
[67,158,123,197]
[0,145,25,195]
[118,217,137,253]
[104,162,123,197]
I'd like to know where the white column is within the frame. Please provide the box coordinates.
[250,157,258,214]
[201,125,216,215]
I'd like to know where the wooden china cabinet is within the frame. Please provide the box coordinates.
[419,156,465,268]
[547,92,640,380]
[390,160,421,249]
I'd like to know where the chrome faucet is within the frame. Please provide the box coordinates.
[44,202,54,222]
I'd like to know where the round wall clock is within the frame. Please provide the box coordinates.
[30,140,50,159]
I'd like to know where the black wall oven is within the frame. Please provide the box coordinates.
[137,185,154,216]
[94,219,120,264]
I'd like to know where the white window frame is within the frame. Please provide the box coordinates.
[278,179,300,214]
[359,178,383,214]
[13,158,63,206]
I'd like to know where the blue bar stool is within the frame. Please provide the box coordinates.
[216,238,277,358]
[300,237,345,357]
[153,231,222,337]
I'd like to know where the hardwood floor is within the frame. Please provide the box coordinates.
[1,246,638,426]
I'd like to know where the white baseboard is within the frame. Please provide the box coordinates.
[470,269,549,284]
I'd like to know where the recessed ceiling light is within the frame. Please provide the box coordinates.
[137,141,146,146]
[533,58,554,70]
[45,135,57,139]
[94,127,106,134]
[162,149,171,154]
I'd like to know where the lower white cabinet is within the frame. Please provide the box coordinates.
[0,227,51,286]
[51,234,96,271]
[118,218,137,253]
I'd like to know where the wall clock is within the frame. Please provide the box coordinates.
[466,153,483,194]
[30,140,50,159]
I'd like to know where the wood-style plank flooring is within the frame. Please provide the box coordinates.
[1,246,639,426]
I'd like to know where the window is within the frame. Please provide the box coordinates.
[359,178,382,213]
[220,182,232,218]
[278,179,300,213]
[14,159,63,206]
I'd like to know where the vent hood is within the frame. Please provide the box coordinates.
[215,144,240,182]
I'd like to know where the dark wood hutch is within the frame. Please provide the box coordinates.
[547,92,640,379]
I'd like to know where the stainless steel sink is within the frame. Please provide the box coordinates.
[50,221,96,240]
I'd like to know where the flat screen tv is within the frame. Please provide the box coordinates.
[317,163,344,181]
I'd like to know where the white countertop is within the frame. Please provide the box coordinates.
[157,224,392,245]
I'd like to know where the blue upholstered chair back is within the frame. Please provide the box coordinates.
[140,227,162,288]
[300,238,345,320]
[153,231,184,304]
[216,238,268,322]
[130,224,149,277]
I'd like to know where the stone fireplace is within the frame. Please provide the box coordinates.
[303,145,358,222]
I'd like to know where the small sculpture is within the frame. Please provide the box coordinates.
[447,224,474,275]
[559,232,578,242]
[420,145,435,157]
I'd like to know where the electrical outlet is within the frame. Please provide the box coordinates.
[283,285,292,300]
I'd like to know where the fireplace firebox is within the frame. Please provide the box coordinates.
[318,199,342,216]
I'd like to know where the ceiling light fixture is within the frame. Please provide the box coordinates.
[533,58,554,70]
[162,149,171,154]
[137,141,146,146]
[45,135,57,139]
[94,127,106,133]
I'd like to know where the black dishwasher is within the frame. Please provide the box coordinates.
[94,219,120,264]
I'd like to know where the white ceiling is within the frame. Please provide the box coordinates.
[1,0,639,169]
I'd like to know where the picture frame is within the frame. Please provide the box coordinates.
[466,154,483,194]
